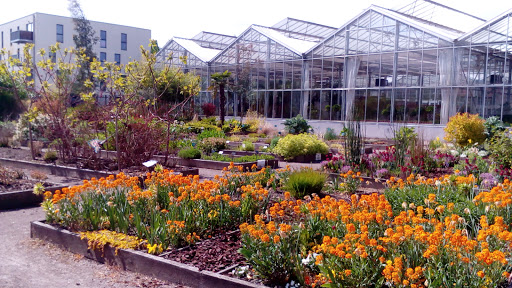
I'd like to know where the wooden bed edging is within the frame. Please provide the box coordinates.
[30,221,266,288]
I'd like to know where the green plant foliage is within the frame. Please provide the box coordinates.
[197,129,226,141]
[184,122,220,134]
[283,115,312,134]
[198,137,227,154]
[343,120,364,166]
[393,126,417,168]
[273,134,329,160]
[269,136,280,149]
[487,131,512,169]
[202,153,274,163]
[177,147,201,159]
[484,116,506,139]
[444,113,485,147]
[284,169,326,198]
[240,141,255,152]
[323,128,338,141]
[43,150,58,163]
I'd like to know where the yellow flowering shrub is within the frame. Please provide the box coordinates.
[444,113,485,147]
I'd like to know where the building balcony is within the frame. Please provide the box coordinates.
[10,30,33,44]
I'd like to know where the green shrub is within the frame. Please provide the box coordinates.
[323,128,337,141]
[444,113,485,147]
[276,134,329,159]
[199,116,218,126]
[185,122,220,134]
[43,150,58,163]
[269,136,280,149]
[240,141,255,151]
[198,137,227,154]
[245,137,258,143]
[284,169,326,198]
[283,115,312,134]
[177,147,201,159]
[273,134,329,160]
[487,131,512,169]
[197,129,226,141]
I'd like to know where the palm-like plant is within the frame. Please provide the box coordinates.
[209,70,231,125]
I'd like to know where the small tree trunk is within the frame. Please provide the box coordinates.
[219,83,226,125]
[164,117,171,166]
[115,113,120,171]
[28,121,35,160]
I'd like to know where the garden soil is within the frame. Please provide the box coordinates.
[0,207,188,288]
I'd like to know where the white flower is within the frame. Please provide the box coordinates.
[477,150,488,157]
[450,150,459,156]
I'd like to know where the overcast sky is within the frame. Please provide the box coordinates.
[1,0,510,47]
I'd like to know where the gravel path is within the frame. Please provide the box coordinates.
[0,207,188,288]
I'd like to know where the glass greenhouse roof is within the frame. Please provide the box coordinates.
[394,0,486,34]
[191,31,236,50]
[271,17,337,42]
[252,25,317,54]
[458,9,512,44]
[172,37,220,62]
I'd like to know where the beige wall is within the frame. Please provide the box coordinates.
[0,13,151,64]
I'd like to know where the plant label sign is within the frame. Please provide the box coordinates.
[315,153,322,161]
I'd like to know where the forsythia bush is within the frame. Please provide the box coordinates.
[444,113,485,147]
[273,133,329,160]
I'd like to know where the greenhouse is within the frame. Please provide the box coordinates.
[158,0,512,125]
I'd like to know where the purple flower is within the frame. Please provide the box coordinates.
[479,173,498,190]
[375,168,389,178]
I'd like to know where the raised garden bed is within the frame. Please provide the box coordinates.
[277,153,327,163]
[30,221,266,288]
[226,142,268,150]
[0,158,112,180]
[220,150,273,157]
[0,185,69,210]
[173,157,279,170]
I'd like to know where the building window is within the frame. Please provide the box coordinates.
[56,24,64,43]
[100,52,106,63]
[1,31,3,48]
[100,30,106,48]
[115,53,120,65]
[121,33,127,50]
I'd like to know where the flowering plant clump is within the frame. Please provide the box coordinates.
[41,168,273,254]
[444,113,486,148]
[238,174,512,287]
[39,162,512,287]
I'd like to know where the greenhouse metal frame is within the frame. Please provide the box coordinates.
[157,1,512,125]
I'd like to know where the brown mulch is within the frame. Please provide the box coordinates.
[0,179,53,193]
[163,230,246,272]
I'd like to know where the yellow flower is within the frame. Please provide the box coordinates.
[147,243,157,254]
[147,243,162,255]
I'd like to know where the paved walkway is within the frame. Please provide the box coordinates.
[0,207,186,288]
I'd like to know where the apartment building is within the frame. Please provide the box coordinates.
[0,12,151,65]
